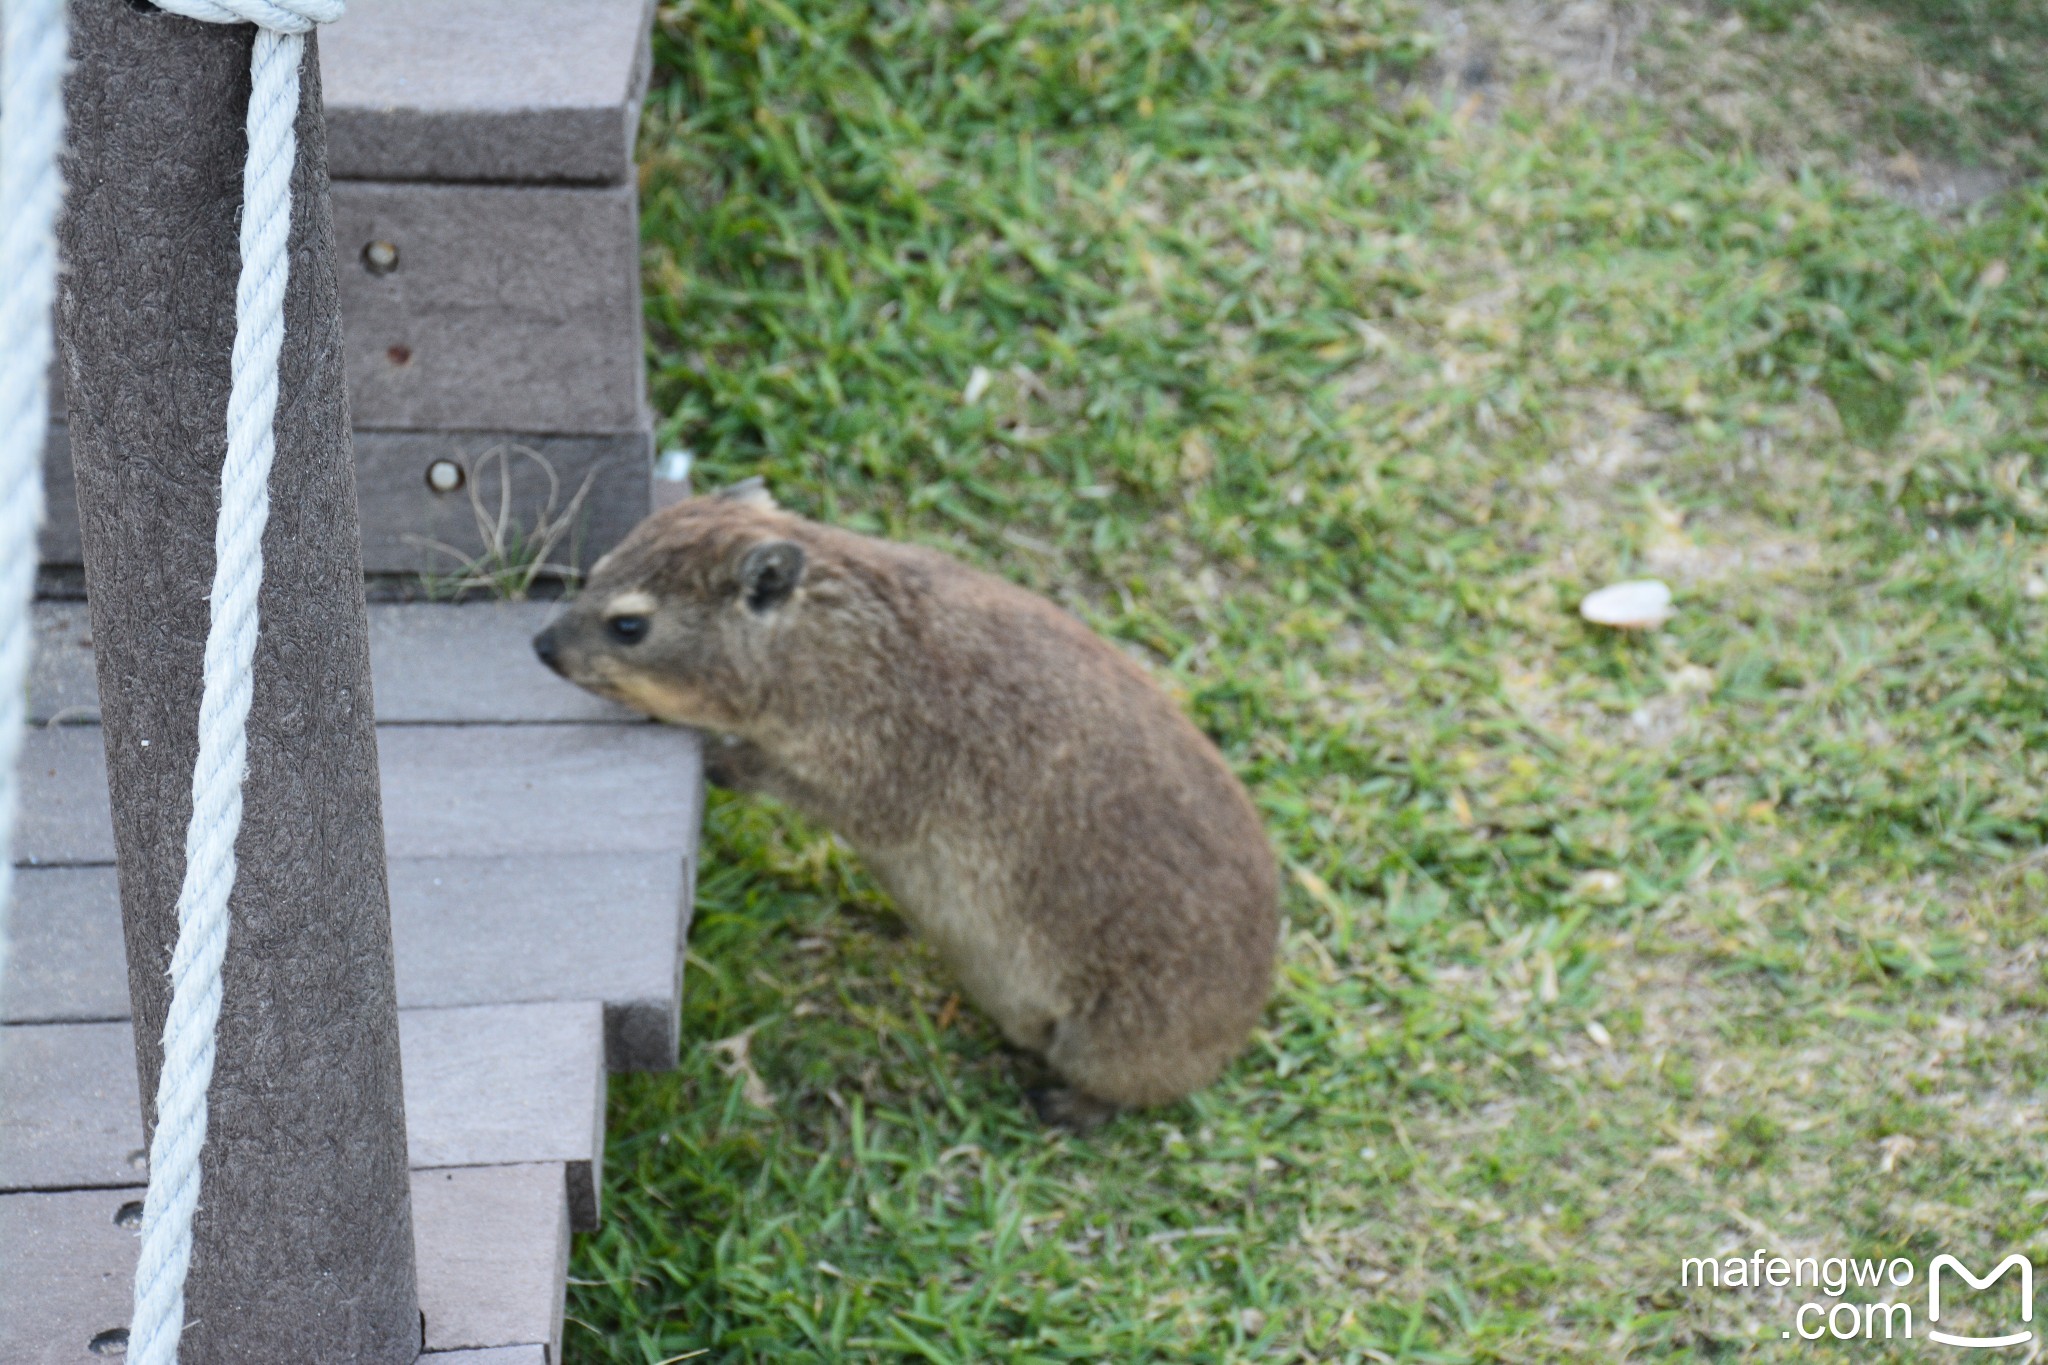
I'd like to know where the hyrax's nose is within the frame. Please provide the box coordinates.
[532,627,561,672]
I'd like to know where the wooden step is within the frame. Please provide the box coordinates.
[321,0,655,187]
[14,724,109,869]
[28,599,655,726]
[402,1002,608,1232]
[0,1023,142,1192]
[0,1167,571,1363]
[1,1002,607,1231]
[13,604,699,1068]
[42,424,656,577]
[29,599,642,726]
[16,720,702,868]
[40,1,662,579]
[378,723,703,860]
[0,1188,143,1365]
[5,599,703,1355]
[4,854,689,1072]
[0,868,125,1024]
[413,1163,571,1357]
[364,601,639,724]
[333,182,646,435]
[23,601,94,725]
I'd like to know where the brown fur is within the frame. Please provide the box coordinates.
[534,484,1279,1122]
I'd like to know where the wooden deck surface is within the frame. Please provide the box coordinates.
[2,600,702,1363]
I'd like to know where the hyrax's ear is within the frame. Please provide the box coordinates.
[717,476,777,510]
[738,539,805,612]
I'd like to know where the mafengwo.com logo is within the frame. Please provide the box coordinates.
[1681,1248,2033,1348]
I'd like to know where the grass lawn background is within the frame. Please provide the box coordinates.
[565,1,2048,1358]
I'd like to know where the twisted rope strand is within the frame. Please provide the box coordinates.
[0,0,66,1035]
[149,0,341,34]
[127,5,342,1363]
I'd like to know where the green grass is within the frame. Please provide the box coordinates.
[1783,0,2048,169]
[566,1,2048,1358]
[1633,0,2048,183]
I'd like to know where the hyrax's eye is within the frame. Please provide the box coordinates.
[607,616,650,645]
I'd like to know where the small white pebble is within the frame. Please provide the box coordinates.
[962,365,992,404]
[1573,869,1625,900]
[1579,579,1673,629]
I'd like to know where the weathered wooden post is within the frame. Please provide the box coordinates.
[56,3,419,1360]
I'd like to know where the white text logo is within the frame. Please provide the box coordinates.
[1927,1253,2032,1350]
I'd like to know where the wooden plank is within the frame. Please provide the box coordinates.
[0,1188,146,1365]
[389,852,689,1071]
[0,868,126,1024]
[31,598,645,725]
[37,423,79,566]
[321,0,654,186]
[334,182,644,434]
[13,726,111,868]
[414,1163,569,1357]
[0,1175,573,1365]
[4,1009,607,1210]
[381,723,704,860]
[45,424,651,577]
[0,1023,143,1192]
[352,428,651,578]
[401,1002,608,1231]
[6,854,689,1071]
[25,601,95,725]
[18,722,703,868]
[368,601,639,723]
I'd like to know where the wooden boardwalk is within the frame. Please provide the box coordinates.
[3,600,703,1363]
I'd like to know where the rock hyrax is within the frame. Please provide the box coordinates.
[533,480,1278,1127]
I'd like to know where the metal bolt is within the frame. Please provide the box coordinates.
[361,240,399,275]
[425,459,466,495]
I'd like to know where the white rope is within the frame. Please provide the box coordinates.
[0,0,65,1036]
[128,4,342,1362]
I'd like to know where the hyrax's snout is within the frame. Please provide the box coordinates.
[531,626,562,674]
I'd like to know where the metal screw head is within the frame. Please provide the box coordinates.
[114,1200,144,1230]
[362,240,400,275]
[425,459,466,495]
[88,1329,128,1356]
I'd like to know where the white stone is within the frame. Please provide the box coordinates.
[1578,579,1673,629]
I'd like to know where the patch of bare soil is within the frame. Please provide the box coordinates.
[1411,0,2017,214]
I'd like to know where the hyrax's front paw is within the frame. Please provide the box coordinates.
[1027,1086,1120,1133]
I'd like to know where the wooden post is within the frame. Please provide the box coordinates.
[56,4,419,1361]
